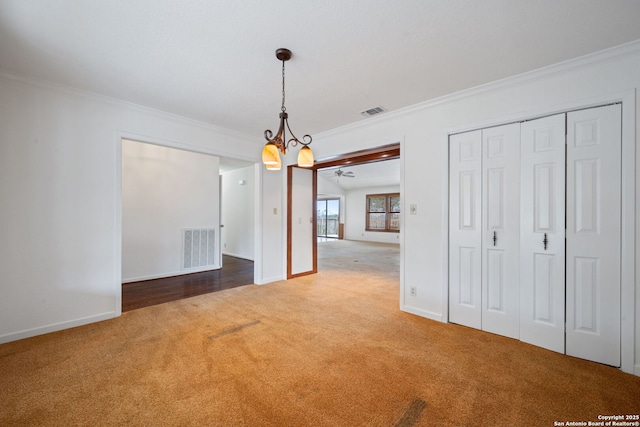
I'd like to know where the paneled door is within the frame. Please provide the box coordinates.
[480,123,521,339]
[566,104,621,367]
[449,130,482,330]
[450,104,623,367]
[519,114,566,353]
[449,124,520,338]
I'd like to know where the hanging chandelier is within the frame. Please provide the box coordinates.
[261,48,314,170]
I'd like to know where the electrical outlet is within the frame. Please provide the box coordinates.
[410,287,416,297]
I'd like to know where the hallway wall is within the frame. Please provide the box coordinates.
[121,140,221,282]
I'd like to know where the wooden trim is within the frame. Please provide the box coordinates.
[312,169,318,273]
[313,143,400,169]
[286,165,293,279]
[289,270,316,279]
[366,192,400,232]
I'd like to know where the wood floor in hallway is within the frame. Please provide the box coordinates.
[122,255,254,312]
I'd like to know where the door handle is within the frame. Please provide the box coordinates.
[493,231,497,247]
[543,233,548,250]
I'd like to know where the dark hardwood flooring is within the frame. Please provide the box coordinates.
[122,255,254,312]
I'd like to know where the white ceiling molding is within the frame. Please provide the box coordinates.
[317,38,640,139]
[0,69,258,144]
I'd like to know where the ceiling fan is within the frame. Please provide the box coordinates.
[334,168,355,179]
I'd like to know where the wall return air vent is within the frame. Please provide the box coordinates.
[360,106,386,117]
[183,228,216,269]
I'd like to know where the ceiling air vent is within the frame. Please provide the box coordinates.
[360,106,386,117]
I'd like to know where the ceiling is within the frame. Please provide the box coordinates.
[219,157,254,174]
[2,0,640,146]
[318,159,400,191]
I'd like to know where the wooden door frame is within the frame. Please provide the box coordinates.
[312,143,400,170]
[287,165,318,279]
[285,143,401,279]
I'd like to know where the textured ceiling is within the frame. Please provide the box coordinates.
[1,0,640,142]
[318,159,400,191]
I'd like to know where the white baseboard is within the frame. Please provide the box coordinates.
[122,266,221,284]
[222,252,254,261]
[400,304,443,322]
[254,275,284,285]
[0,311,117,344]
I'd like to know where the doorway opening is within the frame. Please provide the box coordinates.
[313,144,401,274]
[120,138,256,311]
[286,143,401,279]
[317,198,340,241]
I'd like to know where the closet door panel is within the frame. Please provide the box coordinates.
[566,104,621,367]
[486,249,505,311]
[520,114,566,353]
[481,123,520,339]
[449,130,482,329]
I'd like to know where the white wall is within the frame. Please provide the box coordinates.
[290,167,314,275]
[254,164,285,284]
[122,140,220,282]
[312,41,640,375]
[0,73,259,344]
[221,166,255,260]
[345,185,401,244]
[317,174,345,197]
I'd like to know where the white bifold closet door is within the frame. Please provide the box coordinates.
[566,104,621,367]
[519,114,566,353]
[449,130,482,330]
[449,123,520,338]
[480,124,520,339]
[449,104,621,367]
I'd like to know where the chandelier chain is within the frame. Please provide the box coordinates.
[279,59,285,112]
[262,48,313,168]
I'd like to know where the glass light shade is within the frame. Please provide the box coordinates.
[262,142,280,165]
[265,154,282,170]
[297,145,314,167]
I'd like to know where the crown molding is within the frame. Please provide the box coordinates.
[317,38,640,139]
[0,69,257,144]
[3,38,639,144]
